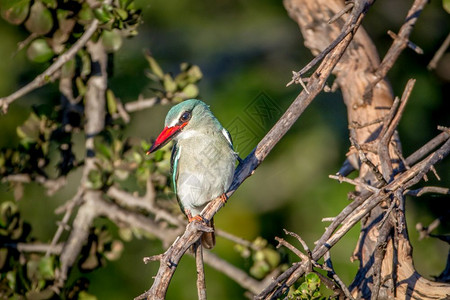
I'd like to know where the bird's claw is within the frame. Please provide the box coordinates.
[186,209,208,223]
[188,215,205,223]
[219,193,228,204]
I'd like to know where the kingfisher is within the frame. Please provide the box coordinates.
[147,99,236,249]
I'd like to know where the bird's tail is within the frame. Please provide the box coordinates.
[201,217,215,249]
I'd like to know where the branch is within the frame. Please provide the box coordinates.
[194,242,207,300]
[57,40,107,287]
[0,20,99,113]
[286,0,372,86]
[136,1,370,296]
[377,79,415,182]
[256,136,450,298]
[406,186,450,197]
[362,0,428,102]
[428,32,450,70]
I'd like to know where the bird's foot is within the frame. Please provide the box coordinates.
[189,215,205,223]
[219,193,228,204]
[186,209,207,223]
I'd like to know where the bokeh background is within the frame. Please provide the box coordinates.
[0,0,449,299]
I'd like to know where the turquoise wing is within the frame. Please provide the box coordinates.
[170,143,180,194]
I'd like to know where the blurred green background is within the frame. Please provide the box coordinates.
[0,0,449,299]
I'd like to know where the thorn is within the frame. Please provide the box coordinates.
[387,30,423,54]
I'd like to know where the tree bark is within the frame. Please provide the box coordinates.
[284,0,450,299]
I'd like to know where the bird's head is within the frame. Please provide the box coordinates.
[146,99,213,154]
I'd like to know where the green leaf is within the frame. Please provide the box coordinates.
[0,202,16,228]
[25,1,53,35]
[79,50,91,78]
[76,77,86,96]
[0,0,30,24]
[101,29,123,53]
[186,64,203,82]
[106,89,118,115]
[253,250,265,262]
[6,271,16,290]
[299,282,309,294]
[38,256,55,280]
[118,227,133,241]
[17,113,40,142]
[249,260,270,279]
[141,140,152,152]
[163,74,177,93]
[96,142,113,160]
[145,54,164,79]
[181,83,199,98]
[262,248,281,268]
[61,59,75,78]
[153,149,165,162]
[93,5,113,23]
[78,291,98,300]
[252,236,268,248]
[87,170,103,189]
[305,272,320,284]
[27,38,54,63]
[78,3,94,22]
[444,0,450,13]
[115,7,128,20]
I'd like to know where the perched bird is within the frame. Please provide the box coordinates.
[147,99,236,249]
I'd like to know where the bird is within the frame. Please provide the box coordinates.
[147,99,236,249]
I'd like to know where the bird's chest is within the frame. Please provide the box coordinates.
[175,136,234,209]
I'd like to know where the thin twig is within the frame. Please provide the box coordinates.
[362,0,428,102]
[405,130,450,167]
[405,186,450,197]
[416,218,441,240]
[13,243,64,254]
[202,251,268,295]
[350,117,384,129]
[143,254,164,264]
[378,198,397,229]
[349,131,386,185]
[287,0,371,86]
[195,242,207,300]
[0,19,100,113]
[283,229,311,257]
[329,174,379,193]
[215,229,256,250]
[124,96,168,112]
[323,252,355,300]
[106,185,183,226]
[378,79,415,182]
[371,213,393,300]
[328,1,354,24]
[387,30,423,54]
[275,237,309,262]
[428,32,450,70]
[46,189,84,257]
[322,217,335,222]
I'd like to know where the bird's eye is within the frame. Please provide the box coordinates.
[179,111,191,123]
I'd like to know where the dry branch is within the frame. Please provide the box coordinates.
[254,0,450,299]
[135,0,371,298]
[0,20,99,113]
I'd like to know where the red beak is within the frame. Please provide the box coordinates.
[146,123,187,154]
